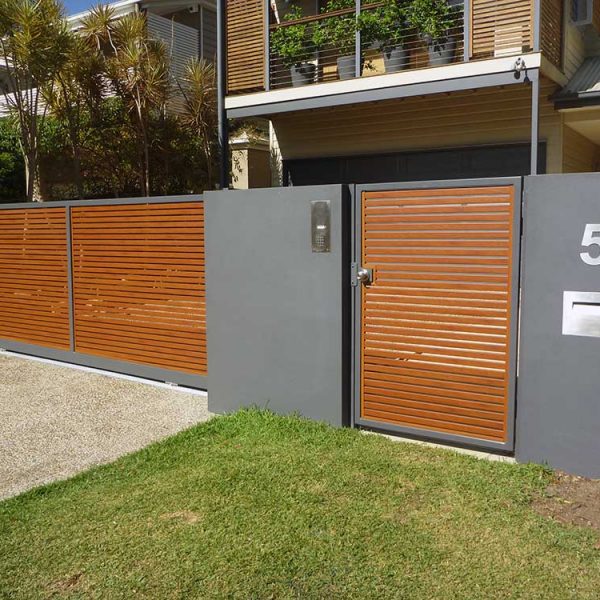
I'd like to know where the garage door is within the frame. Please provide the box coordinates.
[284,144,545,187]
[353,180,521,451]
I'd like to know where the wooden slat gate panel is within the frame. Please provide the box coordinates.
[356,183,520,450]
[0,198,206,387]
[0,208,70,350]
[71,202,206,376]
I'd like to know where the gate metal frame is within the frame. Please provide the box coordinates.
[0,195,207,390]
[350,178,523,453]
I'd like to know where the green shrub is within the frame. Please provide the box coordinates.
[313,0,359,56]
[270,5,317,69]
[357,0,411,52]
[0,118,25,203]
[406,0,460,44]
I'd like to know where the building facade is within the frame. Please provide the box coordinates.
[221,0,600,186]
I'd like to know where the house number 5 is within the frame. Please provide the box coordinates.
[580,224,600,266]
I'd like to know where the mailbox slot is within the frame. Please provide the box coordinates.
[563,291,600,338]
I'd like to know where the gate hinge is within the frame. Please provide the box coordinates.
[351,262,359,287]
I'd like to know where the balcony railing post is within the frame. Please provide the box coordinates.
[533,0,541,52]
[463,0,470,62]
[217,0,228,189]
[530,71,540,175]
[265,0,271,91]
[355,0,361,78]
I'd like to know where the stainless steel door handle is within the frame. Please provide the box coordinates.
[356,267,373,285]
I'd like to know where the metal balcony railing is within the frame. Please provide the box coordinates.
[267,0,535,92]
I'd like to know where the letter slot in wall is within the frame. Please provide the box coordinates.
[563,291,600,338]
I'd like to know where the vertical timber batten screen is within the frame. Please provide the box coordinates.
[0,197,206,386]
[225,0,266,94]
[71,202,207,376]
[470,0,533,59]
[359,185,517,445]
[0,207,70,350]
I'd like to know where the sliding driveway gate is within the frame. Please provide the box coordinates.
[352,179,522,451]
[0,196,206,389]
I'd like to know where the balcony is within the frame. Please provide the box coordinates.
[271,0,467,90]
[225,0,553,97]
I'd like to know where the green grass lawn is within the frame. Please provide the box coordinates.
[1,409,599,599]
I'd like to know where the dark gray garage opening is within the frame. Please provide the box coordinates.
[284,143,546,187]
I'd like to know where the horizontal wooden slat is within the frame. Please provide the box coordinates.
[364,392,505,424]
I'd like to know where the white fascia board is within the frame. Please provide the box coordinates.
[140,0,217,10]
[226,53,542,111]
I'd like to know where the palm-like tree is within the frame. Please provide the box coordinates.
[80,4,118,54]
[178,58,218,190]
[0,0,71,201]
[80,8,170,196]
[42,34,104,199]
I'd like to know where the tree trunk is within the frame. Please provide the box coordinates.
[24,153,35,202]
[72,143,84,200]
[143,138,150,197]
[33,175,43,202]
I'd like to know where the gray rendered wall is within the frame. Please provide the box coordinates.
[518,174,600,477]
[205,185,350,426]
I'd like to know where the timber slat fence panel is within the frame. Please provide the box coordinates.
[70,201,207,376]
[0,207,70,350]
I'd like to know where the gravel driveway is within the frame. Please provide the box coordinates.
[0,353,211,501]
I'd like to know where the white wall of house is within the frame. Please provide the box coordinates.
[148,12,199,79]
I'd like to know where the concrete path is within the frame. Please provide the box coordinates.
[0,353,211,501]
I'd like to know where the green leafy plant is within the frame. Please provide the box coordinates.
[270,5,317,69]
[314,0,387,57]
[177,58,218,190]
[0,0,71,201]
[406,0,459,45]
[0,117,25,202]
[313,0,358,56]
[357,0,411,52]
[81,7,171,197]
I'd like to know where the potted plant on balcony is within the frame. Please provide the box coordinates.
[357,0,410,73]
[407,0,460,66]
[314,0,378,80]
[270,5,318,87]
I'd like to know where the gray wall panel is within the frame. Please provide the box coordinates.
[518,174,600,477]
[205,186,350,426]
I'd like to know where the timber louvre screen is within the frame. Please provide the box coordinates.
[0,197,206,388]
[225,0,266,94]
[354,180,521,451]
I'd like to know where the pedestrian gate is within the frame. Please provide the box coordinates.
[353,180,521,451]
